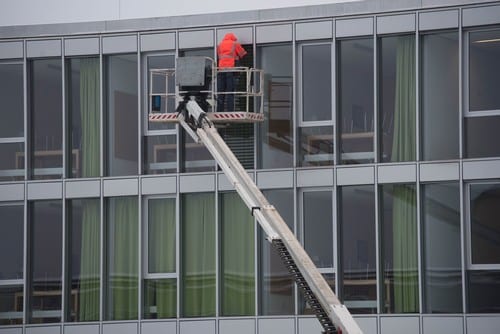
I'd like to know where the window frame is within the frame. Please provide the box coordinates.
[0,201,25,288]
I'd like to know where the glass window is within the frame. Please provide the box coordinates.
[29,59,63,179]
[144,135,177,174]
[181,193,215,317]
[257,44,293,169]
[338,38,374,164]
[301,43,331,122]
[105,197,138,320]
[339,185,376,314]
[422,183,462,313]
[469,29,500,112]
[67,198,100,322]
[421,32,459,161]
[0,204,24,280]
[465,115,500,158]
[0,142,24,181]
[220,192,255,316]
[259,189,295,316]
[379,35,416,163]
[67,57,101,178]
[299,126,333,167]
[105,54,138,176]
[0,286,24,325]
[380,184,418,313]
[0,62,24,138]
[467,270,500,313]
[29,200,63,323]
[144,198,176,319]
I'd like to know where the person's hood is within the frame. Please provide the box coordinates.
[223,33,237,41]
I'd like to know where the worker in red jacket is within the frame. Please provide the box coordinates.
[217,33,247,112]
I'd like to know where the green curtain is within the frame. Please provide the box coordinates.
[78,199,100,321]
[80,58,100,177]
[109,197,138,320]
[144,198,176,318]
[181,193,215,317]
[221,192,255,316]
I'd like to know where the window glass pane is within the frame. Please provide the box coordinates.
[67,198,100,322]
[220,124,254,170]
[422,183,462,313]
[181,193,215,317]
[465,115,500,158]
[0,286,23,325]
[421,32,459,161]
[258,44,293,169]
[144,135,177,174]
[259,189,294,315]
[339,186,376,314]
[29,200,62,323]
[470,183,500,265]
[143,279,176,319]
[30,59,63,179]
[148,198,176,273]
[68,57,100,178]
[220,192,255,316]
[303,191,333,268]
[0,62,23,138]
[147,55,176,131]
[105,54,138,176]
[0,142,24,181]
[338,38,374,164]
[0,204,24,280]
[299,126,333,167]
[380,184,418,313]
[469,30,500,112]
[467,270,500,313]
[299,273,335,315]
[379,35,416,163]
[105,197,138,320]
[302,44,331,122]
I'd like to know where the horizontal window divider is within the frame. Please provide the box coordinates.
[465,109,500,117]
[317,268,335,274]
[298,121,334,127]
[0,279,23,286]
[144,273,177,279]
[0,137,24,144]
[467,264,500,271]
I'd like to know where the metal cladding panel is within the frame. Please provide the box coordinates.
[256,24,292,44]
[467,316,500,334]
[178,29,214,49]
[419,9,459,31]
[380,317,419,334]
[463,159,500,180]
[423,317,464,334]
[218,172,254,191]
[64,37,99,56]
[377,13,415,34]
[0,183,24,201]
[102,34,137,54]
[141,176,176,195]
[0,41,23,59]
[256,170,293,189]
[463,4,500,27]
[102,323,138,334]
[103,178,139,196]
[179,320,215,334]
[337,166,375,186]
[27,182,63,200]
[0,328,22,334]
[378,164,416,183]
[25,327,61,334]
[219,319,255,334]
[179,174,215,193]
[353,317,378,334]
[63,324,99,334]
[258,318,295,334]
[65,180,101,198]
[420,162,459,182]
[141,322,176,334]
[140,32,176,52]
[217,26,253,45]
[296,168,334,187]
[336,17,373,38]
[298,318,323,334]
[296,20,333,41]
[27,39,61,58]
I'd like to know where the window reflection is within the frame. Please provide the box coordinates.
[299,126,333,167]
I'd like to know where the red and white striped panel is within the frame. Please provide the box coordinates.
[207,112,264,123]
[148,113,179,123]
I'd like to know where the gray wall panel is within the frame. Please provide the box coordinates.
[219,319,255,334]
[380,317,419,334]
[178,30,214,49]
[337,166,375,186]
[102,323,138,334]
[27,39,61,58]
[218,172,254,191]
[65,180,101,198]
[420,162,459,182]
[463,159,500,180]
[0,183,24,201]
[0,41,23,59]
[141,321,176,334]
[463,5,500,27]
[0,328,22,334]
[256,24,292,44]
[179,320,215,334]
[296,20,333,41]
[297,168,334,187]
[64,37,99,56]
[256,170,293,189]
[103,178,139,196]
[142,176,177,195]
[102,35,137,54]
[179,174,215,193]
[26,327,61,334]
[217,26,253,45]
[377,13,415,34]
[298,317,322,334]
[27,182,62,200]
[258,318,295,334]
[423,317,463,334]
[336,17,373,38]
[353,317,378,334]
[467,316,500,334]
[378,164,416,183]
[64,324,99,334]
[140,32,176,52]
[419,10,459,31]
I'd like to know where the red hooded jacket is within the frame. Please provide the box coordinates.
[217,33,247,68]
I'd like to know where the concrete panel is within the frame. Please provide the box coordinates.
[218,172,254,191]
[102,323,138,334]
[378,164,416,183]
[179,174,215,193]
[298,317,322,334]
[463,159,500,180]
[420,162,459,182]
[380,316,419,334]
[27,39,61,58]
[467,316,500,334]
[178,30,214,49]
[354,317,378,334]
[141,321,176,334]
[27,182,62,200]
[419,10,459,31]
[256,170,293,189]
[26,327,61,334]
[256,24,292,44]
[140,32,176,52]
[65,180,100,198]
[423,316,463,334]
[258,318,295,334]
[64,37,99,56]
[142,176,177,195]
[219,319,255,334]
[0,328,22,334]
[217,26,253,45]
[377,13,415,34]
[64,324,99,334]
[463,5,500,27]
[297,168,334,187]
[0,41,23,59]
[336,17,373,38]
[0,183,24,201]
[337,166,374,186]
[102,34,138,54]
[103,178,139,196]
[179,320,215,334]
[296,20,333,41]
